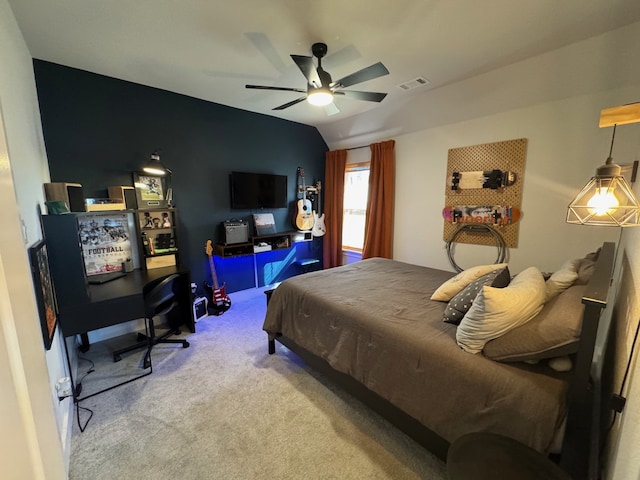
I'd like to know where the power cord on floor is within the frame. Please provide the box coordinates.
[74,353,96,431]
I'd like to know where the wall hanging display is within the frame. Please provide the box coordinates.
[29,239,58,350]
[443,138,527,248]
[132,172,169,209]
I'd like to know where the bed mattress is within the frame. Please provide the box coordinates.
[263,258,568,452]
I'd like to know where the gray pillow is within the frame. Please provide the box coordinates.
[574,248,601,285]
[443,267,510,325]
[483,285,586,362]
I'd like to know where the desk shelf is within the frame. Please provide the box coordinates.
[136,208,179,269]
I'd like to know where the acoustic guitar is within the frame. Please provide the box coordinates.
[311,180,326,237]
[294,167,314,231]
[204,240,231,315]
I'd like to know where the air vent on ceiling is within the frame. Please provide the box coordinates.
[397,76,430,91]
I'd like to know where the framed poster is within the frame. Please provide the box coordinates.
[133,172,168,209]
[29,240,58,350]
[77,212,133,276]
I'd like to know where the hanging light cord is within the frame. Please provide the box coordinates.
[608,124,617,159]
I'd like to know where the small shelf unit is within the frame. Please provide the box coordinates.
[214,232,295,258]
[136,207,180,269]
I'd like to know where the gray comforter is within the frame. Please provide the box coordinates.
[263,258,568,452]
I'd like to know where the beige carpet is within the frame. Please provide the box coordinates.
[69,286,448,479]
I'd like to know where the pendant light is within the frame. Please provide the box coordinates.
[567,104,640,227]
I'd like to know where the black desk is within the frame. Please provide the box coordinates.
[58,266,194,401]
[60,266,194,337]
[42,214,195,402]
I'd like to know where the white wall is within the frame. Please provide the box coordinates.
[0,0,69,477]
[392,91,634,274]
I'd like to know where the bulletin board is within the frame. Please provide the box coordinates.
[443,138,528,248]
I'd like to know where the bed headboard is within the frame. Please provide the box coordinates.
[560,241,615,480]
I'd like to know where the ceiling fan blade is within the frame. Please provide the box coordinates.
[333,90,387,102]
[246,85,306,93]
[332,62,389,88]
[324,103,340,116]
[273,96,307,110]
[290,55,321,87]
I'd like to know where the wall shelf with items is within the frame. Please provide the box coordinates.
[214,232,295,258]
[136,208,180,269]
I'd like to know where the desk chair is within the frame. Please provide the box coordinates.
[113,273,190,368]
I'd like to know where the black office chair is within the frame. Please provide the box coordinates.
[113,273,190,368]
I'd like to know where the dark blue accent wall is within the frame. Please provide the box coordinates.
[33,60,327,290]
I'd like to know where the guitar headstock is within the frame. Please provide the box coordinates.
[205,239,213,257]
[297,166,305,178]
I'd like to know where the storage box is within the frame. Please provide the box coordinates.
[253,244,272,253]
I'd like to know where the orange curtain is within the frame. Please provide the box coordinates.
[362,140,395,259]
[323,149,347,268]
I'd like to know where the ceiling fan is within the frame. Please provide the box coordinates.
[246,42,389,111]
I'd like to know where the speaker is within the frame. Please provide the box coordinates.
[44,182,85,212]
[193,297,208,321]
[108,186,138,209]
[222,220,249,245]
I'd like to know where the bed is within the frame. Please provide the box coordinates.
[263,242,615,480]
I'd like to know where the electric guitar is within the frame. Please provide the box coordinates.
[204,240,231,315]
[312,180,326,237]
[294,167,314,231]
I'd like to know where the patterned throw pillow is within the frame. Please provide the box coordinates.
[443,267,510,324]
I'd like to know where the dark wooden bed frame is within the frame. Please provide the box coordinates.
[267,241,616,480]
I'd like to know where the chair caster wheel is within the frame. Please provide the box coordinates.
[183,342,190,348]
[114,354,122,362]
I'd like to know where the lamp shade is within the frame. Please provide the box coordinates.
[142,152,171,176]
[567,159,640,226]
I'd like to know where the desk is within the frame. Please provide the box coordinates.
[60,267,194,337]
[59,267,193,400]
[42,214,195,400]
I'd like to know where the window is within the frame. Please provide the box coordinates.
[342,162,370,251]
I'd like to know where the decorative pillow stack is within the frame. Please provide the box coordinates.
[455,267,547,354]
[431,263,508,302]
[443,267,511,324]
[431,250,599,364]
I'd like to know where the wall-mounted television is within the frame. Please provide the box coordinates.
[229,171,288,209]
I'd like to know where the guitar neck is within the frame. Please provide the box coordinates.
[208,255,220,290]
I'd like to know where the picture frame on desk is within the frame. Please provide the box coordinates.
[29,239,58,350]
[132,172,169,209]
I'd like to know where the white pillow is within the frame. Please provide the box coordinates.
[545,259,580,301]
[456,266,546,354]
[430,263,508,301]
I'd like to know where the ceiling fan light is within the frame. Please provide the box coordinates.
[307,88,333,106]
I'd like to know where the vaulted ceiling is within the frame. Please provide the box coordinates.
[9,0,640,146]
